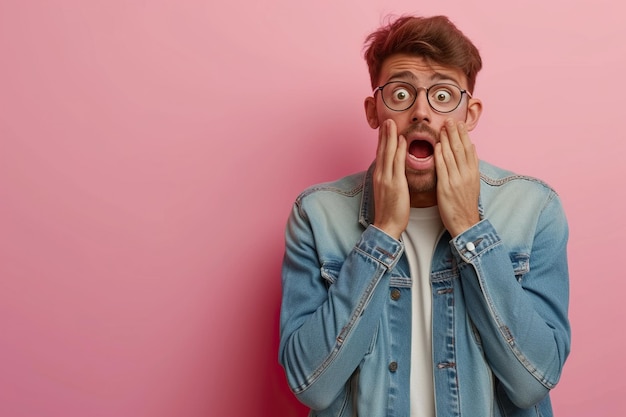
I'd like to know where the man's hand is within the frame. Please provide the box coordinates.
[372,119,410,240]
[434,119,481,237]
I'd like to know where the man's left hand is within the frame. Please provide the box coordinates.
[434,118,481,237]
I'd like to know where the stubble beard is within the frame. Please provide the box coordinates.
[406,167,437,194]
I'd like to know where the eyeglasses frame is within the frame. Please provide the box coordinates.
[373,81,472,114]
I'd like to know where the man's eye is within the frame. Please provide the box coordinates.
[433,89,452,103]
[393,88,411,101]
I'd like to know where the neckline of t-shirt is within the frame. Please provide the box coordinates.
[408,206,441,220]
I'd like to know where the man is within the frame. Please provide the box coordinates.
[279,15,570,417]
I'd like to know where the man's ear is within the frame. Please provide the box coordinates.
[464,98,483,131]
[364,96,380,129]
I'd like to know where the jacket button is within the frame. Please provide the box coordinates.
[388,361,398,372]
[390,289,401,301]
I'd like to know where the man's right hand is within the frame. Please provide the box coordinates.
[372,119,410,240]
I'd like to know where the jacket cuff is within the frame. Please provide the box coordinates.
[450,219,501,263]
[355,225,404,270]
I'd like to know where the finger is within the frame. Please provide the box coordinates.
[395,134,407,176]
[381,119,398,177]
[386,119,399,168]
[457,121,478,169]
[434,141,449,184]
[445,118,468,170]
[375,120,390,175]
[438,122,459,178]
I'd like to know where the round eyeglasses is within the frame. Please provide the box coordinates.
[374,81,471,113]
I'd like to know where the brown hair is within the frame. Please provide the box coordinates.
[364,15,482,93]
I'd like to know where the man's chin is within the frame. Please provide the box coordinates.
[406,169,436,193]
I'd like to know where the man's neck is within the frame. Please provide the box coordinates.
[410,192,437,208]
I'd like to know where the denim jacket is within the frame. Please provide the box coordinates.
[279,161,570,417]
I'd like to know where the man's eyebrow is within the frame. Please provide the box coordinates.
[387,71,417,82]
[430,71,461,84]
[387,70,461,85]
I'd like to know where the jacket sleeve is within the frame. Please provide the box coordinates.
[278,201,402,410]
[452,191,571,408]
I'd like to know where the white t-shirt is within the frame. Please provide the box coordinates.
[401,206,444,417]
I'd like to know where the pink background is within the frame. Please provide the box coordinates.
[1,0,624,416]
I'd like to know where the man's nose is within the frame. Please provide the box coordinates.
[409,89,431,123]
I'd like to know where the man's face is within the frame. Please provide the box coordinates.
[364,54,482,205]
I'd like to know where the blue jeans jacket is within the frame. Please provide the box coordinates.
[279,161,571,417]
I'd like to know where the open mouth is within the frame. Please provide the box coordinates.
[408,140,434,159]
